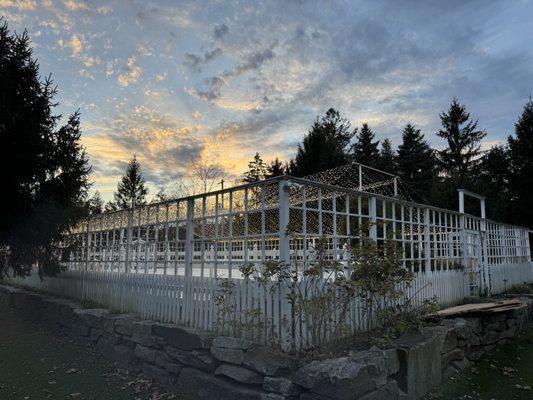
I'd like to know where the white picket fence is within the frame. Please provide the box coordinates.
[10,263,531,351]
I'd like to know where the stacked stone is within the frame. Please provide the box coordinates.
[439,300,532,380]
[1,284,532,400]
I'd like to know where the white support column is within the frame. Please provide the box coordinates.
[125,209,133,273]
[278,179,292,352]
[458,190,465,214]
[184,198,195,278]
[369,196,377,241]
[85,220,91,271]
[279,180,290,264]
[358,165,363,191]
[424,208,431,273]
[393,177,398,197]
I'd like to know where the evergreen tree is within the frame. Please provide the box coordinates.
[397,124,435,200]
[87,192,103,216]
[436,99,486,185]
[243,153,268,183]
[507,98,533,229]
[152,188,167,203]
[376,138,397,174]
[113,155,148,209]
[352,123,379,167]
[478,145,511,222]
[266,157,285,178]
[291,108,354,176]
[0,21,91,277]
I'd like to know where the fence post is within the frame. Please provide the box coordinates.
[85,220,91,271]
[278,180,292,351]
[369,196,377,241]
[184,198,195,278]
[279,180,290,263]
[125,209,133,274]
[424,208,431,273]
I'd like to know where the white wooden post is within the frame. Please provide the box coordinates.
[279,180,290,263]
[369,196,377,241]
[125,209,133,273]
[278,180,292,351]
[393,177,398,197]
[85,221,91,271]
[184,198,195,278]
[358,165,363,191]
[424,208,431,273]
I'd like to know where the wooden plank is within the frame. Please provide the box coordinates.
[437,299,523,317]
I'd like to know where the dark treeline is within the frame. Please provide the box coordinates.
[243,101,533,231]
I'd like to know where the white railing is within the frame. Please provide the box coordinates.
[7,175,533,351]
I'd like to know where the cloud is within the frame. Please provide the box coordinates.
[57,33,84,56]
[96,6,111,15]
[155,71,167,81]
[187,45,276,101]
[0,0,36,10]
[7,0,533,200]
[63,0,88,11]
[184,47,222,71]
[117,56,142,87]
[214,23,229,39]
[188,76,226,101]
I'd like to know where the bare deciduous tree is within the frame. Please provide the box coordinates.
[166,160,227,199]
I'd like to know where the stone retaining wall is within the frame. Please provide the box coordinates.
[1,284,532,400]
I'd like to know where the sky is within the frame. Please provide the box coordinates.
[2,0,533,201]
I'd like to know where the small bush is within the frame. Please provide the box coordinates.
[505,283,533,294]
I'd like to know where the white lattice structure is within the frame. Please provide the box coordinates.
[9,166,533,351]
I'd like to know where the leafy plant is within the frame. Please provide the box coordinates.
[214,224,440,351]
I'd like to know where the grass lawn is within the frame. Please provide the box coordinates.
[0,306,169,400]
[426,325,533,400]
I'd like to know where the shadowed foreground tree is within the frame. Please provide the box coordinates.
[291,108,354,176]
[107,155,148,210]
[0,21,91,278]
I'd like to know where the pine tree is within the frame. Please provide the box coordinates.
[507,98,533,229]
[478,145,511,222]
[397,124,435,200]
[352,123,379,167]
[436,99,486,185]
[291,108,354,176]
[266,157,285,178]
[113,155,148,209]
[376,138,396,174]
[152,188,167,203]
[243,153,268,183]
[0,21,91,277]
[87,191,103,216]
